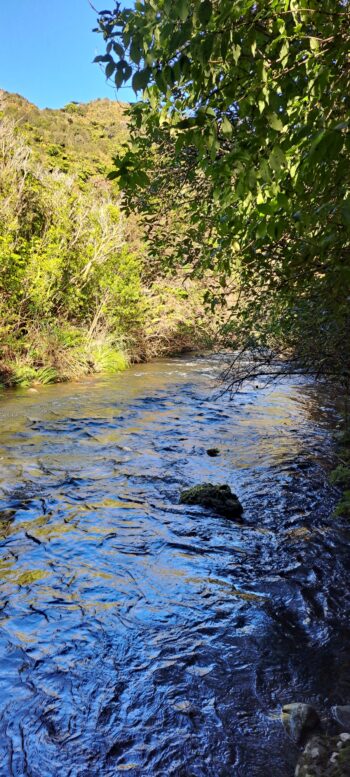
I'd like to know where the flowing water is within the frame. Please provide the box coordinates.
[0,356,348,777]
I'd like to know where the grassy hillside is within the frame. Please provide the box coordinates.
[0,90,215,388]
[1,90,129,179]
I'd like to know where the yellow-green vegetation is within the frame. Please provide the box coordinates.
[1,91,129,179]
[0,90,216,387]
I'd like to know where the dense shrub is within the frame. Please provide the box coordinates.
[0,93,217,386]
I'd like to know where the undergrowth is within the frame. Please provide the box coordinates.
[0,325,129,388]
[0,92,220,390]
[332,430,350,518]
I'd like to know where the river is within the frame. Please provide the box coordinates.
[0,356,348,777]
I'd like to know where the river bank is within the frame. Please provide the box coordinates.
[0,315,216,389]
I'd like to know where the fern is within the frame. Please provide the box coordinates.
[35,366,59,385]
[89,343,128,374]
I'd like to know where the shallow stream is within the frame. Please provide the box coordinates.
[0,357,348,776]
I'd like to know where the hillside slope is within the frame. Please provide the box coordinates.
[0,91,215,387]
[0,90,128,179]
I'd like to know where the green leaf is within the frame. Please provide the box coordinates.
[257,201,275,215]
[113,42,125,58]
[130,38,142,64]
[259,159,271,182]
[178,55,191,79]
[277,192,290,210]
[268,113,284,132]
[124,63,132,82]
[341,200,350,228]
[155,69,166,91]
[268,145,286,171]
[176,0,190,22]
[233,45,241,65]
[200,35,214,63]
[115,67,125,88]
[221,32,230,62]
[163,65,175,86]
[105,61,116,79]
[280,40,289,65]
[256,221,267,238]
[257,60,268,83]
[107,170,121,180]
[132,67,152,92]
[198,0,212,25]
[221,116,233,137]
[93,54,112,63]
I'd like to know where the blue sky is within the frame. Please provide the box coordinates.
[0,0,135,108]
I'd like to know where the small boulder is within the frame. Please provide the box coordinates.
[206,448,220,457]
[282,703,320,744]
[0,509,16,522]
[180,483,243,519]
[332,706,350,733]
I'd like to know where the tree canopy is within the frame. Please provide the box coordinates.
[96,0,350,388]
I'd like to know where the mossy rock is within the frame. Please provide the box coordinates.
[282,703,320,744]
[295,733,350,776]
[180,483,243,519]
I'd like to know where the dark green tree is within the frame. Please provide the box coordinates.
[96,0,350,389]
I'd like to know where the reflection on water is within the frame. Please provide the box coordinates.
[0,357,347,776]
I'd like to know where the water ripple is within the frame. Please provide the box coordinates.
[0,358,347,776]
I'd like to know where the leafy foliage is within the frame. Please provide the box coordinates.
[0,91,216,386]
[97,0,350,388]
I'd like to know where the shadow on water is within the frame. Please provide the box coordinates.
[0,356,348,776]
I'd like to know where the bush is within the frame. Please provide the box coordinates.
[0,93,218,387]
[329,465,350,488]
[334,492,350,518]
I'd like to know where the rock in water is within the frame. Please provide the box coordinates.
[282,703,320,743]
[179,483,243,519]
[295,733,350,776]
[206,448,220,457]
[0,509,16,522]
